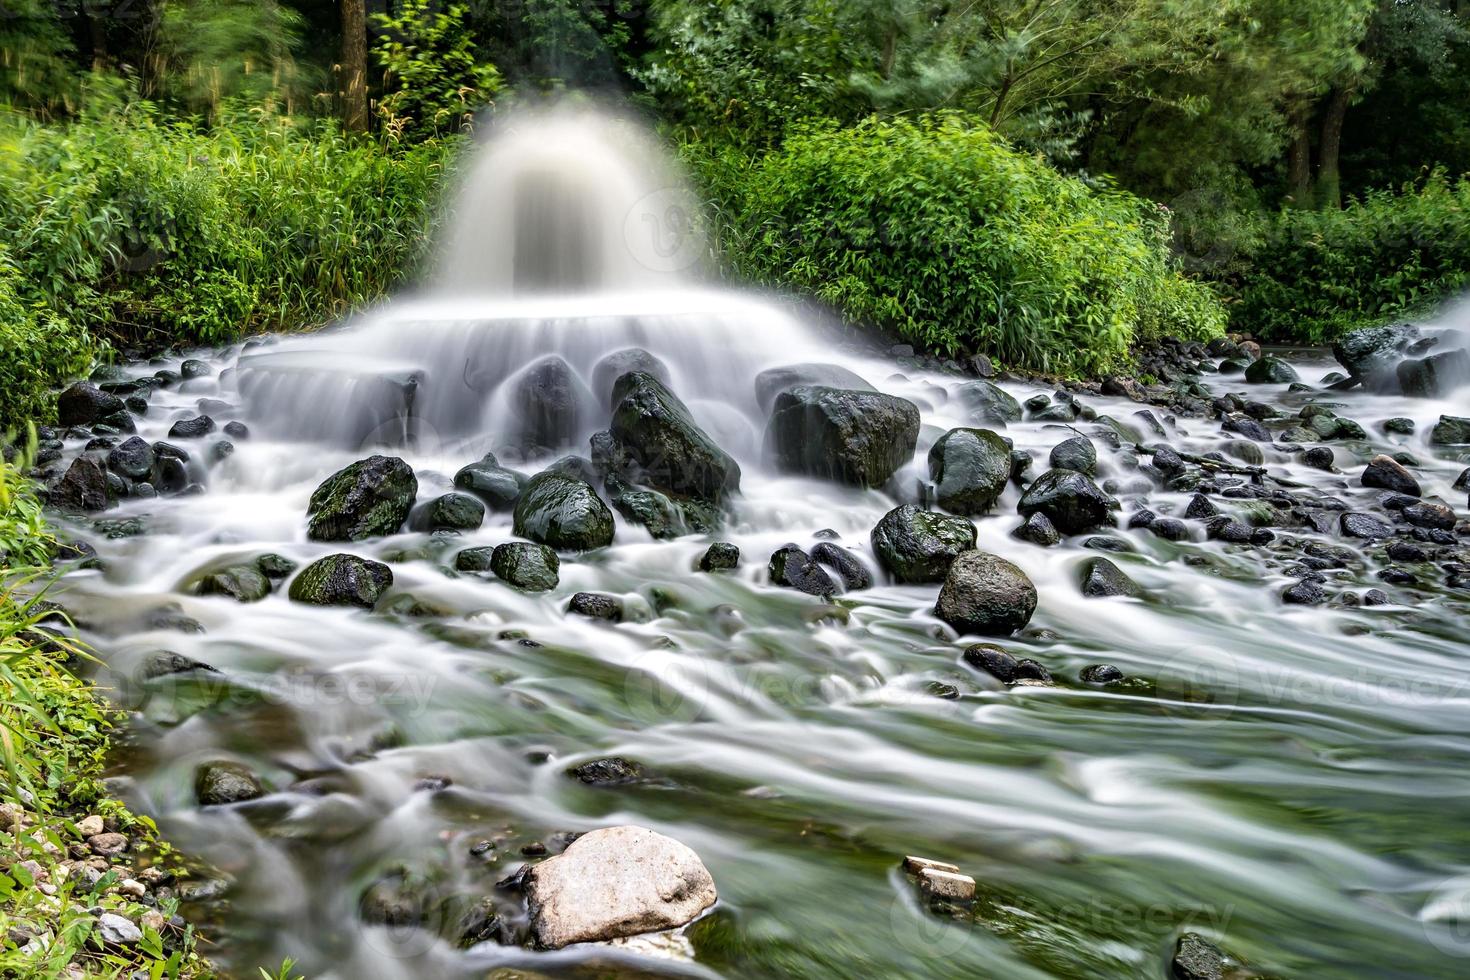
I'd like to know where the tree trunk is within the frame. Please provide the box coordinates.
[1286,102,1313,208]
[1317,85,1354,210]
[341,0,369,134]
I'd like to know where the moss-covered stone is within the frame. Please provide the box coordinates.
[287,554,393,608]
[490,542,560,592]
[306,455,417,541]
[512,471,615,551]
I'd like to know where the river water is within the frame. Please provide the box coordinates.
[47,112,1470,979]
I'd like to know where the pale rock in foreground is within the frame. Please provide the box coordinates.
[526,825,717,949]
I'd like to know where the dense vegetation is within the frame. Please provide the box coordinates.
[0,0,1467,406]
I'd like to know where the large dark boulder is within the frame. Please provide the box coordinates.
[1430,415,1470,445]
[1333,322,1420,386]
[952,381,1022,426]
[106,437,154,481]
[454,453,527,511]
[870,505,977,583]
[928,428,1011,515]
[1017,469,1113,535]
[1361,455,1420,497]
[507,355,594,452]
[307,456,417,541]
[592,348,670,406]
[48,455,111,511]
[287,554,393,608]
[1048,435,1097,475]
[1397,348,1470,398]
[767,545,837,596]
[1243,355,1298,384]
[609,372,740,502]
[754,363,874,413]
[512,471,615,550]
[935,551,1037,636]
[58,383,124,427]
[766,385,919,487]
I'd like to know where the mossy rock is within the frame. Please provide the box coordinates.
[306,455,417,541]
[288,554,393,608]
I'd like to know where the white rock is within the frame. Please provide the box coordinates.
[526,826,717,949]
[75,815,104,837]
[96,912,141,945]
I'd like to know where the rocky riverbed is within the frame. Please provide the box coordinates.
[21,311,1470,978]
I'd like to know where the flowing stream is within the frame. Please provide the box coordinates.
[47,109,1470,979]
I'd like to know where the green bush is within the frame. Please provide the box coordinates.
[0,99,454,370]
[1231,172,1470,343]
[688,115,1224,376]
[0,247,91,424]
[373,0,502,142]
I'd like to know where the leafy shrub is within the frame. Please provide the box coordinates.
[688,115,1224,376]
[1230,172,1470,343]
[0,247,90,424]
[0,99,454,369]
[373,0,502,142]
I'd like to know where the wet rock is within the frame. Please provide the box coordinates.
[454,547,496,573]
[287,554,393,608]
[1172,932,1228,980]
[1340,512,1394,540]
[1149,518,1190,542]
[525,825,718,949]
[1361,455,1420,497]
[1205,518,1254,543]
[1184,493,1219,520]
[106,436,154,481]
[167,415,215,439]
[918,868,977,900]
[810,542,872,591]
[1077,557,1142,598]
[1303,447,1335,470]
[600,472,695,540]
[179,358,211,379]
[610,372,741,502]
[1363,588,1391,606]
[48,456,110,511]
[195,564,271,603]
[1017,469,1113,535]
[454,453,527,511]
[568,592,622,621]
[491,542,560,592]
[1282,579,1326,605]
[1396,348,1470,398]
[1430,415,1470,445]
[1221,416,1271,442]
[953,381,1022,426]
[143,651,218,678]
[1012,511,1061,547]
[307,456,417,541]
[593,348,670,406]
[223,420,249,440]
[928,427,1011,514]
[195,761,264,805]
[409,492,485,534]
[1080,664,1124,684]
[871,505,977,583]
[699,542,740,572]
[1403,500,1455,530]
[513,471,615,551]
[935,551,1037,636]
[961,643,1049,683]
[754,362,873,413]
[766,385,919,488]
[1244,355,1298,384]
[1048,435,1097,476]
[58,382,124,426]
[567,757,649,786]
[768,545,837,596]
[1333,322,1420,386]
[509,355,593,451]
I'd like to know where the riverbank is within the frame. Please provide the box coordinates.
[0,452,219,978]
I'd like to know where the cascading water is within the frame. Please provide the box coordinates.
[43,105,1470,980]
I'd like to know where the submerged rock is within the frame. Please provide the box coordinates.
[928,427,1011,514]
[766,386,919,487]
[935,551,1037,636]
[1017,469,1113,535]
[195,761,264,806]
[513,471,615,551]
[307,456,417,541]
[454,453,527,511]
[508,354,593,451]
[525,826,718,949]
[754,362,874,413]
[592,348,670,406]
[871,505,977,583]
[195,563,272,603]
[952,381,1022,426]
[1397,348,1470,398]
[287,554,393,608]
[1333,322,1420,386]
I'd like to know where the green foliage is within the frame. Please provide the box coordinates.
[156,0,314,119]
[692,115,1224,376]
[372,0,502,142]
[0,248,92,424]
[1231,172,1470,343]
[0,99,452,364]
[0,0,78,119]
